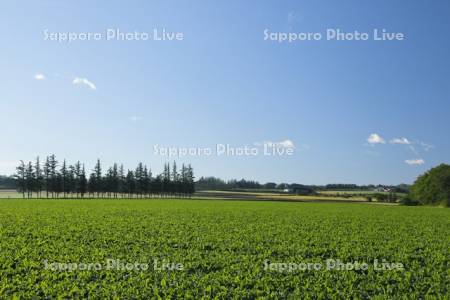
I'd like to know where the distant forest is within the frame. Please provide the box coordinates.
[0,175,16,189]
[12,155,194,198]
[195,177,410,194]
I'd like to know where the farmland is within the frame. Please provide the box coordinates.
[0,190,20,199]
[0,189,370,202]
[0,199,449,298]
[196,190,369,202]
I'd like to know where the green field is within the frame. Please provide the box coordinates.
[0,199,449,298]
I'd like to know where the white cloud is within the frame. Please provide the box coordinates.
[405,159,425,166]
[73,77,96,90]
[367,133,385,144]
[35,73,45,80]
[389,138,434,154]
[277,139,295,148]
[418,141,434,151]
[390,137,410,145]
[407,145,419,155]
[364,134,434,165]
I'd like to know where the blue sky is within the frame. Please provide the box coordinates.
[0,0,449,185]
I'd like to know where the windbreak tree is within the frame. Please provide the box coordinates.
[14,155,195,199]
[25,162,35,198]
[125,170,136,197]
[48,155,58,198]
[79,164,88,198]
[34,157,43,198]
[15,161,26,198]
[94,159,103,197]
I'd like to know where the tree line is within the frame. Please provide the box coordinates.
[408,164,450,207]
[0,175,16,189]
[195,177,405,194]
[15,155,195,198]
[195,177,262,191]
